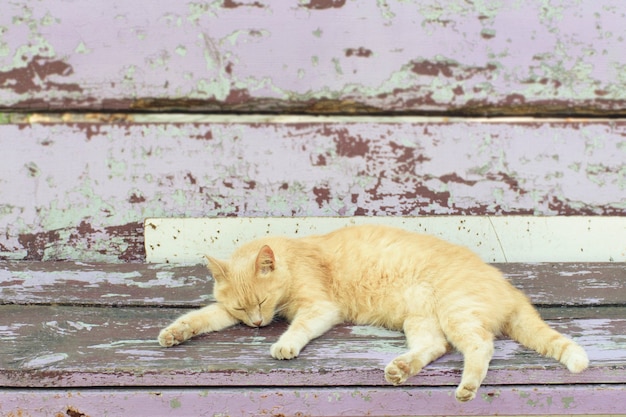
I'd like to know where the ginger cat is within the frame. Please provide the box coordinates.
[158,224,589,402]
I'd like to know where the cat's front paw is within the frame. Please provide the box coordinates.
[158,322,192,347]
[270,340,301,360]
[384,359,411,385]
[562,344,589,373]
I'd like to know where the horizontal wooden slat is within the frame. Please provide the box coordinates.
[3,386,626,417]
[1,261,624,307]
[0,261,211,306]
[1,117,625,262]
[0,1,625,114]
[1,305,624,388]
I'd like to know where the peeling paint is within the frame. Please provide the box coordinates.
[22,353,68,369]
[1,118,625,261]
[1,1,625,114]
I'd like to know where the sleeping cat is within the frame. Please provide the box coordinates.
[158,224,589,402]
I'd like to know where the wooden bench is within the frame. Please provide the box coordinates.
[1,260,624,416]
[2,1,626,416]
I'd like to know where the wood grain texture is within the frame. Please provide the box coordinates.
[1,262,624,390]
[0,1,625,114]
[1,262,624,415]
[1,304,625,388]
[1,117,625,262]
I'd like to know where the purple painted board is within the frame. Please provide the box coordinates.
[1,262,624,416]
[1,304,625,388]
[1,261,624,307]
[0,1,625,114]
[3,385,626,416]
[1,119,625,262]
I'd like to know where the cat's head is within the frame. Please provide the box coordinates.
[206,243,286,328]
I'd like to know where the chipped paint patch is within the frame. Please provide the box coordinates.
[23,353,68,368]
[89,339,156,349]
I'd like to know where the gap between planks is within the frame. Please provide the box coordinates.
[6,113,626,124]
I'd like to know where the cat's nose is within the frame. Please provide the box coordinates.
[252,320,263,327]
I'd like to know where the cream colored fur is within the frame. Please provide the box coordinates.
[158,224,589,402]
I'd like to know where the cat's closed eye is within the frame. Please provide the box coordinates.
[232,297,268,316]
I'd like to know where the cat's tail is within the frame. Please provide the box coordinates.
[505,300,589,373]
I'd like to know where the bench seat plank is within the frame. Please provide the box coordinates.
[1,261,624,307]
[1,304,624,388]
[3,385,626,417]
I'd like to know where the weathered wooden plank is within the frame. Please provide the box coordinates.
[1,305,624,388]
[145,216,626,263]
[1,1,625,114]
[0,261,211,306]
[1,261,624,307]
[3,386,626,417]
[496,263,626,306]
[1,117,625,262]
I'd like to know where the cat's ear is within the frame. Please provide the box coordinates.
[205,255,228,282]
[255,245,275,275]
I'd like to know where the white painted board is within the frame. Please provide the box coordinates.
[144,216,625,264]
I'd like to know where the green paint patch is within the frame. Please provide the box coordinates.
[75,41,91,54]
[351,390,372,402]
[561,396,574,409]
[170,398,182,409]
[176,45,188,56]
[328,392,341,402]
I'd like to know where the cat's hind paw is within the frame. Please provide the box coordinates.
[384,359,411,385]
[455,383,478,402]
[270,340,301,360]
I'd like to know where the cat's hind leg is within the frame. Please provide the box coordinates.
[384,316,450,385]
[158,303,239,347]
[443,321,495,402]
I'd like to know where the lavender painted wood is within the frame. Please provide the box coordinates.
[1,261,624,307]
[1,1,625,114]
[1,262,624,415]
[1,117,625,262]
[3,386,626,417]
[1,305,624,388]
